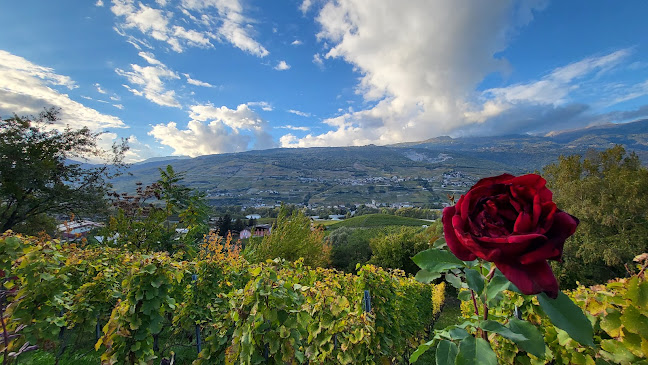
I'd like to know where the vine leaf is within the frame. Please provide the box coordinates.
[537,291,595,347]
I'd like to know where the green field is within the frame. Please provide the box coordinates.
[326,213,431,229]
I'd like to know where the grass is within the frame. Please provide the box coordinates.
[326,214,430,229]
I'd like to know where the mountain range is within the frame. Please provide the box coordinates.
[113,119,648,207]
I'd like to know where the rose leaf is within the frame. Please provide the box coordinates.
[412,249,465,274]
[485,274,510,305]
[414,269,441,284]
[435,340,459,365]
[507,318,546,358]
[465,268,485,295]
[537,291,595,347]
[445,272,463,289]
[455,336,497,365]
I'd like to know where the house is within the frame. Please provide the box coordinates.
[58,220,103,239]
[240,228,252,239]
[254,224,272,237]
[245,214,261,220]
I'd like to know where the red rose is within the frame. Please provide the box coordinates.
[443,173,579,298]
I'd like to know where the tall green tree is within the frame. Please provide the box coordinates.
[544,145,648,287]
[0,108,127,233]
[368,225,437,275]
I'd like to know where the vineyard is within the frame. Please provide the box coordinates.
[0,233,445,364]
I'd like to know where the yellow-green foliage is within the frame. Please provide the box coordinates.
[432,281,446,318]
[459,272,648,364]
[3,233,444,365]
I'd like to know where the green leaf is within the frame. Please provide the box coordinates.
[458,290,472,302]
[537,291,594,347]
[485,274,510,304]
[410,339,435,363]
[627,276,648,309]
[507,318,546,358]
[455,336,497,365]
[445,273,462,289]
[433,237,447,249]
[465,269,484,295]
[412,249,465,274]
[435,340,458,365]
[415,269,441,283]
[480,320,528,343]
[449,327,470,340]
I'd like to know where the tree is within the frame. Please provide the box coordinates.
[103,165,208,253]
[328,227,373,272]
[369,225,440,274]
[245,205,330,267]
[544,145,648,287]
[0,108,127,233]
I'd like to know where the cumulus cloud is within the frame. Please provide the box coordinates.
[287,109,310,117]
[291,40,303,46]
[115,51,181,107]
[108,0,269,57]
[274,60,291,71]
[281,0,648,148]
[149,102,276,156]
[0,50,125,130]
[183,73,213,87]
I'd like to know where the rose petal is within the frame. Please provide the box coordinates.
[511,174,546,191]
[471,174,515,190]
[477,233,546,260]
[495,260,559,298]
[514,211,532,234]
[518,211,578,265]
[443,207,476,261]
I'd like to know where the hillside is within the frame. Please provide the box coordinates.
[325,214,431,229]
[112,119,648,207]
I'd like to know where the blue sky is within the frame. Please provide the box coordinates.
[1,0,647,162]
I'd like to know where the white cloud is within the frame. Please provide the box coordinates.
[149,102,276,156]
[110,95,121,101]
[291,40,303,46]
[96,0,104,6]
[179,0,269,57]
[312,53,324,67]
[110,0,213,53]
[94,82,107,94]
[248,101,273,111]
[282,0,555,147]
[183,73,213,87]
[109,0,268,57]
[275,60,291,71]
[278,125,310,131]
[113,103,124,109]
[287,109,310,117]
[300,0,313,14]
[0,50,125,130]
[98,133,158,163]
[115,53,181,108]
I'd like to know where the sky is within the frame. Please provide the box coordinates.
[1,0,647,162]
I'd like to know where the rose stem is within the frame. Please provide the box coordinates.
[470,290,480,316]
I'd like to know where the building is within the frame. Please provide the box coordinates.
[58,220,103,240]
